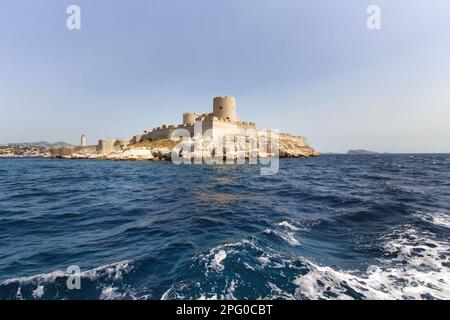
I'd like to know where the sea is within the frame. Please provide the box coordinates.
[0,154,449,300]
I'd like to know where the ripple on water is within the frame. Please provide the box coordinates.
[0,156,449,299]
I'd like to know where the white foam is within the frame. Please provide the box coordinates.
[100,286,121,300]
[164,223,449,300]
[199,240,256,274]
[1,260,133,300]
[32,285,44,299]
[258,255,270,266]
[293,227,450,300]
[16,287,22,300]
[198,294,218,300]
[264,228,300,246]
[3,260,132,286]
[160,288,171,300]
[3,270,67,286]
[416,211,450,229]
[265,282,295,300]
[278,221,300,231]
[211,250,227,271]
[222,279,237,300]
[283,232,300,246]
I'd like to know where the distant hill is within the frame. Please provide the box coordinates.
[347,149,379,155]
[6,141,73,147]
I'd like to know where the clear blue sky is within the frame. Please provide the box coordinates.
[1,0,449,152]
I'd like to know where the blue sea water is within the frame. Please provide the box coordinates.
[0,155,449,300]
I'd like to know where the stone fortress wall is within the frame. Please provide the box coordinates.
[96,139,131,154]
[139,96,262,142]
[50,145,97,157]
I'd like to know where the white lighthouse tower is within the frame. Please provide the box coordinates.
[80,134,86,147]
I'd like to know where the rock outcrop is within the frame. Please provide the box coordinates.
[279,135,319,158]
[105,148,154,161]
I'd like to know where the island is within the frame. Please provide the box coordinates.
[3,96,319,161]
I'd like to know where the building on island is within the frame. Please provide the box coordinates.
[135,96,258,143]
[50,96,315,158]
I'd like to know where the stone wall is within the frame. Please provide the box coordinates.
[50,146,96,157]
[139,117,258,142]
[97,140,116,154]
[96,139,130,154]
[115,139,130,150]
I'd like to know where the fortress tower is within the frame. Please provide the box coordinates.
[213,96,238,122]
[183,112,197,125]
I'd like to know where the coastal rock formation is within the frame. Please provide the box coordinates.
[279,135,319,158]
[105,148,154,161]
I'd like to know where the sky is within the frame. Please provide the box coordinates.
[0,0,449,153]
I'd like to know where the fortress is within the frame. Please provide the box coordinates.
[138,96,257,142]
[50,96,316,159]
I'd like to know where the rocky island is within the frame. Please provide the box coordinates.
[15,96,318,162]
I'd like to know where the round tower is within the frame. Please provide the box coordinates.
[80,134,86,146]
[213,96,237,121]
[183,112,197,125]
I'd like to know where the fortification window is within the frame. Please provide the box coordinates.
[219,106,223,109]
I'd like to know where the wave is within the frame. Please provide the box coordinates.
[162,224,450,300]
[277,221,301,231]
[4,215,448,300]
[0,260,140,300]
[264,228,300,246]
[414,211,450,229]
[294,226,450,300]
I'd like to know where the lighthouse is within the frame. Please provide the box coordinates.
[80,134,86,147]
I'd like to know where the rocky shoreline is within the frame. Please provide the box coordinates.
[0,146,50,158]
[55,135,319,161]
[2,135,318,161]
